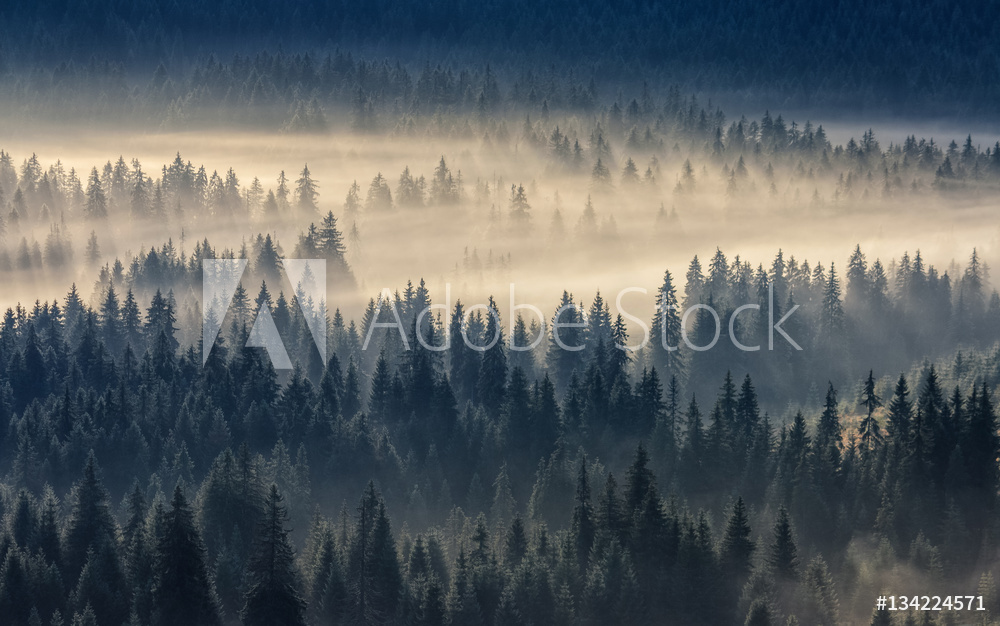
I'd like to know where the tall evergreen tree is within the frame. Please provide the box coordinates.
[241,485,307,626]
[85,168,107,219]
[721,497,754,583]
[858,370,883,455]
[295,165,319,215]
[150,486,221,626]
[64,455,118,585]
[476,297,507,418]
[768,507,798,581]
[571,458,596,571]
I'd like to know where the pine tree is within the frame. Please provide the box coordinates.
[845,245,868,313]
[255,234,281,283]
[813,383,843,478]
[858,370,883,454]
[768,507,798,581]
[368,350,392,422]
[571,458,596,571]
[317,211,347,265]
[625,444,655,517]
[37,493,62,570]
[64,454,118,584]
[548,291,585,390]
[504,516,528,568]
[276,171,290,212]
[368,501,403,623]
[100,283,122,354]
[85,168,107,219]
[70,539,129,626]
[121,289,142,350]
[365,173,393,211]
[508,184,531,229]
[801,556,839,626]
[683,255,706,310]
[0,548,32,625]
[448,547,481,625]
[745,599,773,626]
[964,384,999,498]
[591,158,611,186]
[821,263,844,339]
[736,375,762,457]
[681,395,705,490]
[295,165,319,215]
[621,157,640,185]
[316,532,351,624]
[476,297,507,418]
[650,269,685,380]
[869,607,893,625]
[122,483,149,583]
[347,482,403,624]
[145,289,178,353]
[918,365,951,486]
[150,486,221,626]
[886,374,912,458]
[241,485,307,626]
[721,497,755,583]
[490,465,516,529]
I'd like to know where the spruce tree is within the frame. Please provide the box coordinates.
[814,383,843,477]
[596,474,625,547]
[745,599,773,626]
[295,164,319,215]
[768,507,798,581]
[475,296,507,418]
[150,486,221,626]
[241,485,307,626]
[70,540,129,626]
[64,455,118,585]
[368,501,403,623]
[625,444,655,516]
[650,269,685,380]
[869,607,893,625]
[85,168,107,219]
[503,516,528,568]
[858,370,883,454]
[886,375,913,457]
[801,556,839,626]
[721,497,755,583]
[317,211,348,267]
[570,458,595,571]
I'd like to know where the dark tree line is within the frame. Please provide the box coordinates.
[1,0,999,115]
[0,236,998,623]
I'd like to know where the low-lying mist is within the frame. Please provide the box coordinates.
[1,114,997,329]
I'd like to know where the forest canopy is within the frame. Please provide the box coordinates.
[0,2,999,625]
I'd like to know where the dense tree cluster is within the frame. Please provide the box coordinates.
[4,104,1000,285]
[1,1,998,114]
[3,4,997,625]
[0,234,998,623]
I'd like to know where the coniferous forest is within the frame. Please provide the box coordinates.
[0,3,999,626]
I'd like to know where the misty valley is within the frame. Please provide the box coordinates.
[1,3,1000,626]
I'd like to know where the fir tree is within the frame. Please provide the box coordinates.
[571,458,596,571]
[64,455,118,584]
[150,487,221,626]
[768,507,798,581]
[295,164,319,215]
[241,485,307,626]
[858,370,883,454]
